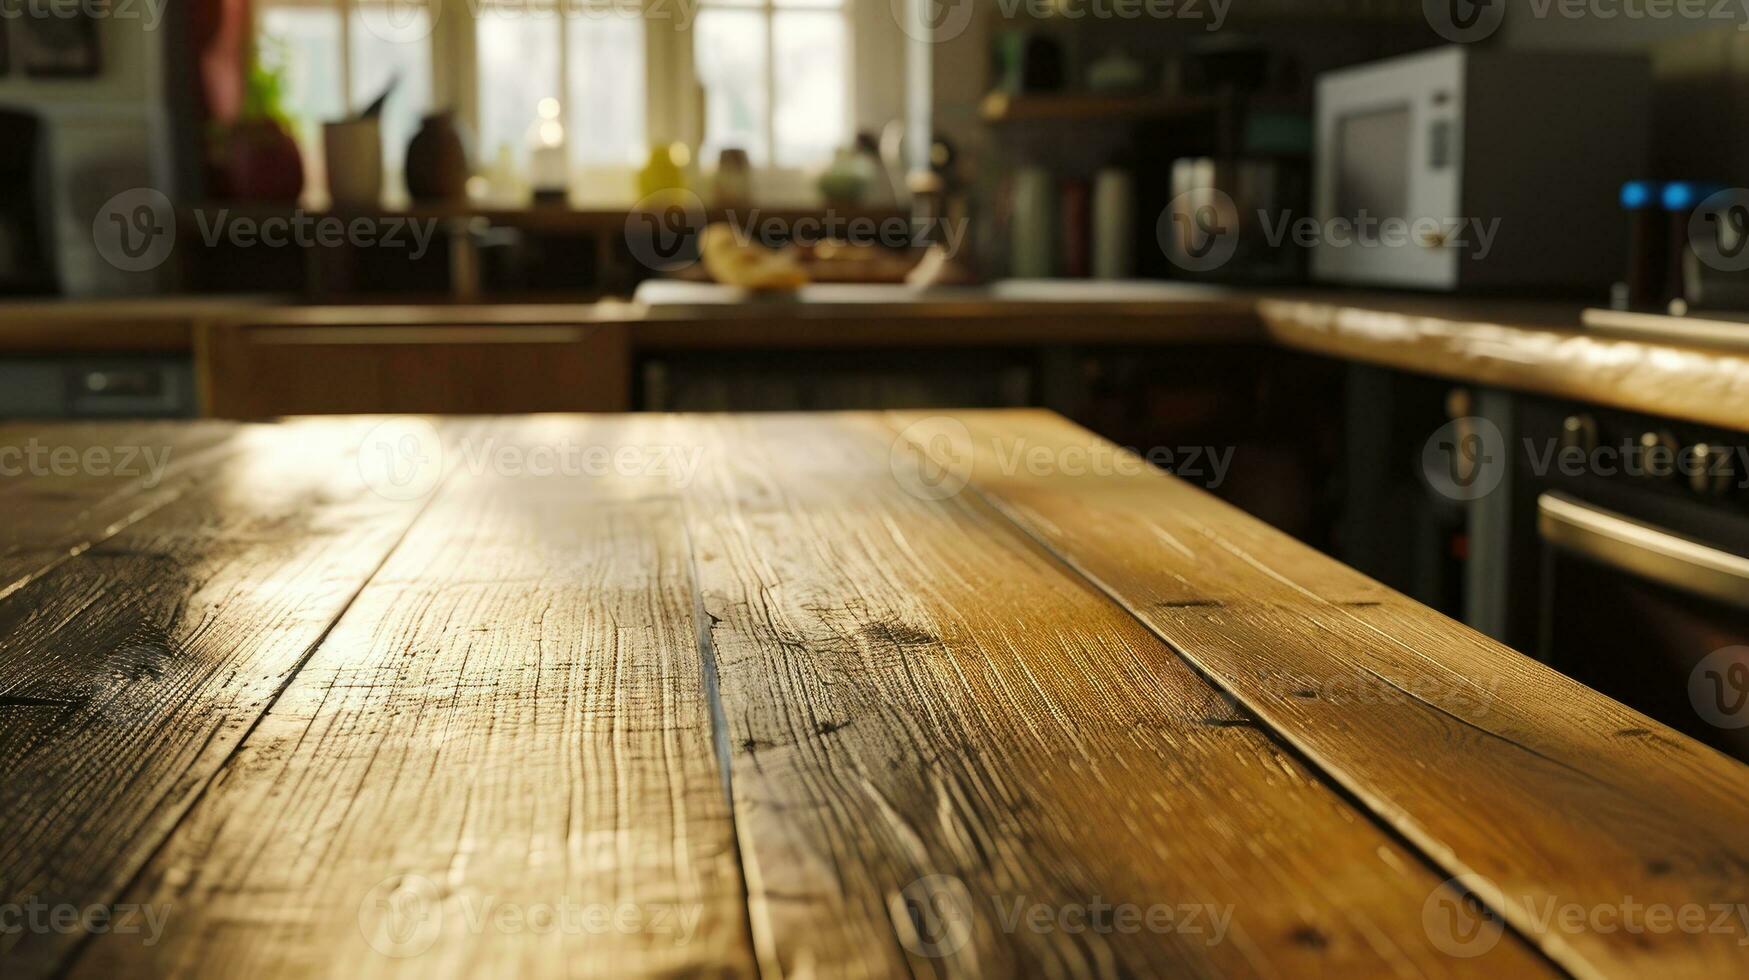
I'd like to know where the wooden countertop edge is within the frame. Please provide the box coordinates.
[14,292,1749,431]
[1257,297,1749,432]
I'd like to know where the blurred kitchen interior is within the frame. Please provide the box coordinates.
[11,3,1749,759]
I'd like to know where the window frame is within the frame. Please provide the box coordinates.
[253,0,906,205]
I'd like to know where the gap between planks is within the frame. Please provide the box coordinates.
[874,411,1579,980]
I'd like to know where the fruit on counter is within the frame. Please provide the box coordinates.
[699,223,809,291]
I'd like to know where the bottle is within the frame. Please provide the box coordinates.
[637,142,691,203]
[528,97,568,205]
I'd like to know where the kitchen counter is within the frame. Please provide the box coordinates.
[9,287,1749,430]
[1258,296,1749,433]
[0,296,274,353]
[6,411,1746,978]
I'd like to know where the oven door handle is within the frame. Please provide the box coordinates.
[1538,492,1749,611]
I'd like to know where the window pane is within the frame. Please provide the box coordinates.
[259,8,345,132]
[567,11,645,166]
[350,6,434,191]
[477,8,564,172]
[773,9,847,168]
[694,8,769,167]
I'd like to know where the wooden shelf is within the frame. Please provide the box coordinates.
[180,203,907,235]
[980,91,1226,125]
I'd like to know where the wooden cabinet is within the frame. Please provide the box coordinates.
[198,320,631,418]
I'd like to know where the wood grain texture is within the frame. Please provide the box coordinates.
[679,412,1552,978]
[0,419,433,974]
[1258,296,1749,433]
[68,417,752,978]
[0,421,244,599]
[897,409,1749,979]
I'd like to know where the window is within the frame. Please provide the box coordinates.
[257,0,435,199]
[253,0,882,206]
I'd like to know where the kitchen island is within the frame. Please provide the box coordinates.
[3,411,1745,978]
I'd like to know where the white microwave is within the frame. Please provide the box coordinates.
[1312,46,1649,292]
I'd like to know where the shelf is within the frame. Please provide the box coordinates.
[980,91,1227,125]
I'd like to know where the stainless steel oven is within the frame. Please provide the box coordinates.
[1523,400,1749,762]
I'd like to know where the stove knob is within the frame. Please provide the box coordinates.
[1561,414,1599,454]
[1687,443,1737,497]
[1639,430,1681,479]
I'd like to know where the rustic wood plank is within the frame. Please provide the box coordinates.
[0,418,438,976]
[1257,296,1749,434]
[679,412,1554,978]
[898,408,1749,979]
[0,421,246,600]
[67,416,753,978]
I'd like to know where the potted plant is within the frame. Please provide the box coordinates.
[214,39,305,203]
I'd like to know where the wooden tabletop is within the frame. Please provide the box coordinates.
[3,412,1747,978]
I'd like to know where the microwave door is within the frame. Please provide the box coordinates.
[1335,106,1412,230]
[1313,48,1466,289]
